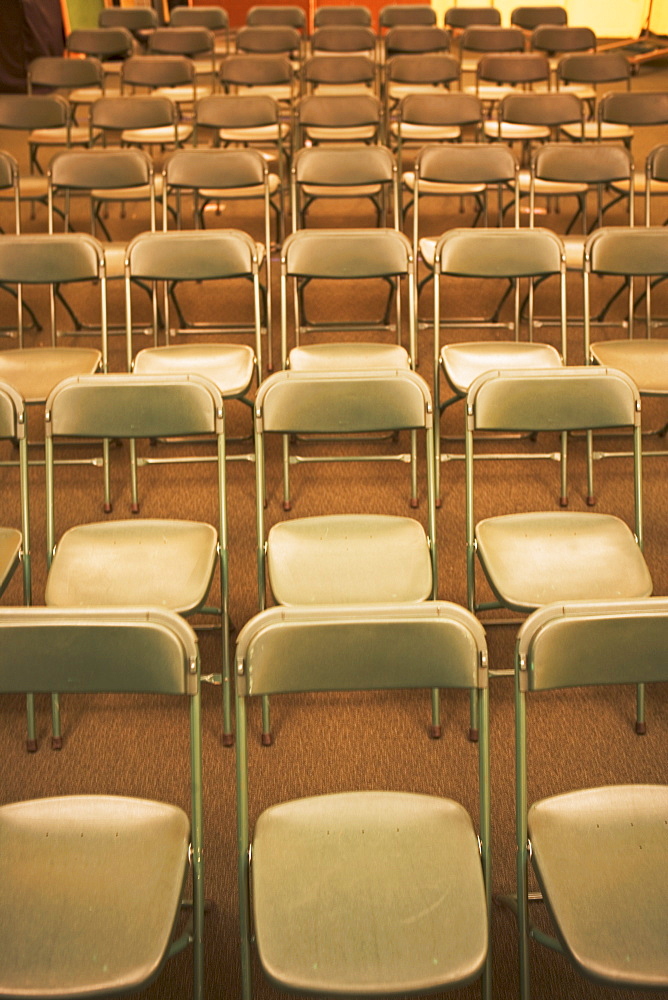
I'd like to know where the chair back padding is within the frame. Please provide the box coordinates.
[67,27,134,58]
[468,367,640,433]
[236,602,487,697]
[513,6,568,30]
[50,147,153,191]
[126,228,258,281]
[380,5,437,29]
[399,91,482,126]
[585,226,668,276]
[256,369,431,435]
[0,606,198,695]
[297,93,381,128]
[418,143,516,184]
[0,233,104,285]
[170,5,229,29]
[46,373,224,440]
[292,145,395,186]
[282,227,411,279]
[499,90,583,126]
[235,25,301,54]
[303,55,376,86]
[163,147,266,191]
[517,598,668,691]
[196,93,279,128]
[28,56,104,89]
[219,55,293,87]
[122,55,195,89]
[99,7,158,30]
[477,52,550,85]
[534,143,632,184]
[311,26,377,53]
[386,53,460,86]
[91,94,177,130]
[148,26,215,56]
[599,90,668,126]
[384,26,451,55]
[460,25,525,52]
[314,5,372,27]
[246,5,307,29]
[558,51,630,85]
[0,94,69,130]
[435,227,564,278]
[446,8,501,28]
[532,24,594,53]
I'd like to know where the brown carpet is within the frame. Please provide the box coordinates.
[0,55,667,1000]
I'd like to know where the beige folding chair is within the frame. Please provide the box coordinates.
[509,597,668,999]
[236,602,491,1000]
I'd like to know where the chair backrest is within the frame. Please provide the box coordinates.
[0,150,20,233]
[235,25,302,57]
[497,91,585,131]
[27,56,104,93]
[379,5,437,32]
[645,143,668,224]
[66,27,134,60]
[517,597,668,694]
[532,25,595,56]
[310,25,377,55]
[219,54,294,94]
[314,5,372,28]
[302,54,376,91]
[0,93,70,133]
[445,7,501,30]
[599,90,668,129]
[476,52,550,88]
[148,26,215,58]
[170,5,229,30]
[385,52,460,88]
[512,5,568,30]
[460,26,526,54]
[98,7,158,31]
[281,225,412,283]
[246,5,307,31]
[384,25,451,56]
[557,51,630,87]
[398,90,482,130]
[0,380,29,602]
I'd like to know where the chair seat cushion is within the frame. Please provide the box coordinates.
[0,795,189,996]
[0,348,101,403]
[252,790,488,994]
[561,122,633,141]
[134,343,256,398]
[267,514,432,604]
[305,125,377,142]
[289,342,410,370]
[441,341,562,395]
[121,124,193,145]
[590,340,668,396]
[45,519,218,613]
[392,122,462,142]
[528,784,668,989]
[483,121,551,141]
[476,510,653,611]
[217,123,289,143]
[0,527,21,592]
[403,172,485,195]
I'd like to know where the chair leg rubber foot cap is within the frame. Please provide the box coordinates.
[436,497,442,509]
[428,724,441,739]
[26,739,37,753]
[103,503,112,514]
[410,498,418,509]
[51,737,63,751]
[586,495,596,507]
[469,728,479,743]
[222,733,234,747]
[559,497,568,508]
[131,503,140,515]
[636,721,647,735]
[261,732,273,747]
[282,502,291,512]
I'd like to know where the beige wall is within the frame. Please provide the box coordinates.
[432,0,657,38]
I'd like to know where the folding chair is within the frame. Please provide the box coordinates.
[508,597,668,999]
[218,54,297,108]
[471,53,552,114]
[0,605,204,1000]
[290,144,399,230]
[234,25,303,70]
[65,27,135,85]
[557,52,633,140]
[465,365,652,735]
[645,142,668,225]
[120,54,203,110]
[280,227,416,370]
[254,368,438,741]
[384,53,460,123]
[147,26,218,89]
[432,227,565,494]
[394,92,483,176]
[44,372,232,744]
[0,94,71,219]
[596,89,668,151]
[236,602,491,1000]
[90,93,192,151]
[126,228,262,420]
[584,226,668,461]
[531,25,597,91]
[458,25,526,82]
